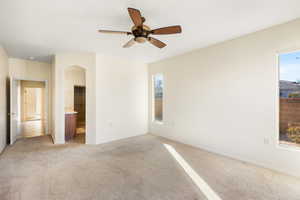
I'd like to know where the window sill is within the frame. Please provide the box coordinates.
[278,142,300,152]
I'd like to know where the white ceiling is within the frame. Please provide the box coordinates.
[1,0,300,63]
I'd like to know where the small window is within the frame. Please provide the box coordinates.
[279,51,300,148]
[153,74,163,122]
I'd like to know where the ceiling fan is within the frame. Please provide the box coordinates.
[98,8,182,49]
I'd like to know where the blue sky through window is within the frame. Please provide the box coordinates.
[280,51,300,82]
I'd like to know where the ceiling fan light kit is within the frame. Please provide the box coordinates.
[98,7,182,49]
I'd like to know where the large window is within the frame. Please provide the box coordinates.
[153,74,163,122]
[279,51,300,148]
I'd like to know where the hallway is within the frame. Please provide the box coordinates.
[20,120,45,138]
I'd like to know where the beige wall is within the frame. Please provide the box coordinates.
[149,18,300,178]
[0,46,9,153]
[9,58,51,80]
[9,58,52,135]
[53,53,148,145]
[96,55,148,144]
[64,66,85,111]
[53,53,96,144]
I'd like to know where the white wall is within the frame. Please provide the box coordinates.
[64,67,85,111]
[53,53,148,145]
[9,58,51,81]
[0,46,9,153]
[96,55,148,144]
[149,18,300,178]
[53,53,97,144]
[9,58,52,135]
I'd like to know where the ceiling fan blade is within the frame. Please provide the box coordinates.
[148,37,166,49]
[151,25,182,35]
[128,8,143,26]
[123,38,136,48]
[98,30,131,35]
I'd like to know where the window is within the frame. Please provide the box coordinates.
[279,51,300,148]
[153,74,163,122]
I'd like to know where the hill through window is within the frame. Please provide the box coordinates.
[279,51,300,148]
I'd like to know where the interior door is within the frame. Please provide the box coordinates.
[10,78,19,145]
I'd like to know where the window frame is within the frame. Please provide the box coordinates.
[152,73,164,124]
[276,49,300,152]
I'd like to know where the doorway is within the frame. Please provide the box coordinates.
[9,78,48,144]
[74,86,86,135]
[64,66,86,144]
[20,81,46,138]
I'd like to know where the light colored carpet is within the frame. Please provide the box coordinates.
[0,134,299,200]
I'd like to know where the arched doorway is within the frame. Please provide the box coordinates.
[64,66,86,144]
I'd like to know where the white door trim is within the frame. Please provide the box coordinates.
[10,77,50,136]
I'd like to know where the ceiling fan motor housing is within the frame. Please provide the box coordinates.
[132,25,151,43]
[98,8,182,48]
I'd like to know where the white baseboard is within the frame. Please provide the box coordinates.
[151,132,300,178]
[97,133,148,145]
